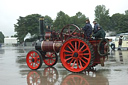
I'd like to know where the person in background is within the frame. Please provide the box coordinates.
[93,20,99,34]
[82,19,92,39]
[118,36,123,50]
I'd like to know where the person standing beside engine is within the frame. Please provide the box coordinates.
[82,19,92,40]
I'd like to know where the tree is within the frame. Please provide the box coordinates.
[110,13,124,32]
[125,10,128,15]
[70,12,86,28]
[53,11,70,31]
[44,15,53,27]
[0,31,5,43]
[120,14,128,33]
[94,5,110,31]
[14,14,42,42]
[110,13,128,33]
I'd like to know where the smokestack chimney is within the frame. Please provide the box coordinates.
[39,17,44,41]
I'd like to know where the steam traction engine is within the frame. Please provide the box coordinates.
[26,17,109,72]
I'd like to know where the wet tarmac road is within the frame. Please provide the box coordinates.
[0,46,128,85]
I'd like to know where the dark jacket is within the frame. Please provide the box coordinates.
[82,23,92,37]
[93,23,99,34]
[93,28,106,39]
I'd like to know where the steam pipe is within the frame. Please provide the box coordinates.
[39,17,44,41]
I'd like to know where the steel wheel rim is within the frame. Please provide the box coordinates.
[60,38,91,72]
[43,52,57,66]
[26,51,41,70]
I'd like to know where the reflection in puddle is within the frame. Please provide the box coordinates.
[15,48,127,85]
[109,50,128,64]
[43,67,59,84]
[61,74,89,85]
[27,71,41,85]
[0,48,5,54]
[26,67,109,85]
[27,67,58,85]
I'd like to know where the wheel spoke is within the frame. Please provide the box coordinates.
[81,48,88,52]
[79,44,85,52]
[78,41,80,50]
[51,59,56,62]
[35,53,38,57]
[72,77,76,84]
[75,41,77,51]
[80,53,89,56]
[76,60,79,69]
[64,50,72,53]
[69,58,74,65]
[65,57,73,62]
[31,62,33,67]
[69,42,75,50]
[81,55,89,61]
[35,62,39,66]
[67,45,74,52]
[48,59,50,63]
[64,54,73,57]
[71,60,76,68]
[79,60,83,68]
[68,27,71,35]
[79,58,87,65]
[72,28,77,34]
[31,53,33,57]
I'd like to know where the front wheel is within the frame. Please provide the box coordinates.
[26,50,42,70]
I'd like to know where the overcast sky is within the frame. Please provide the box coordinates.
[0,0,128,37]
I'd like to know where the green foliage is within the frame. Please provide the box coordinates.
[94,5,128,34]
[109,13,128,33]
[14,14,53,42]
[110,13,124,32]
[0,31,5,43]
[14,7,128,42]
[53,11,70,31]
[14,14,42,42]
[125,10,128,15]
[70,12,86,28]
[94,5,110,31]
[44,15,53,26]
[53,11,86,31]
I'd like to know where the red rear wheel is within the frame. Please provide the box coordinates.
[26,50,42,70]
[43,52,58,67]
[60,38,94,72]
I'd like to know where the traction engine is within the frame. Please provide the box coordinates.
[26,17,109,72]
